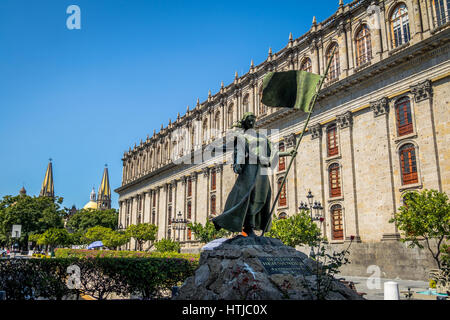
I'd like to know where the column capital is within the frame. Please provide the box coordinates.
[202,167,210,177]
[410,80,432,103]
[370,97,389,117]
[309,123,322,139]
[283,132,297,147]
[337,111,353,129]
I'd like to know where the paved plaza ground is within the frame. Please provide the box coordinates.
[339,275,431,300]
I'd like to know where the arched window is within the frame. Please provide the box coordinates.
[330,204,344,240]
[151,209,156,224]
[329,163,341,198]
[278,212,287,219]
[327,124,339,156]
[433,0,449,27]
[356,25,372,66]
[399,143,418,185]
[211,169,216,190]
[210,195,216,215]
[326,43,340,81]
[278,142,286,171]
[278,177,287,207]
[243,94,250,113]
[228,104,234,128]
[300,58,312,73]
[390,4,410,48]
[187,201,192,219]
[395,97,413,136]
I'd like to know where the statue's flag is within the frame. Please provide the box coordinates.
[261,70,321,112]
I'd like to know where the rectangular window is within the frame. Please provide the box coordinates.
[329,165,341,197]
[327,125,339,157]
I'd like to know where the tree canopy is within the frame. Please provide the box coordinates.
[390,189,450,268]
[126,223,158,251]
[66,208,118,233]
[0,195,65,246]
[187,220,231,244]
[266,210,323,247]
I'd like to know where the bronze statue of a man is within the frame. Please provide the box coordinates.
[212,112,295,237]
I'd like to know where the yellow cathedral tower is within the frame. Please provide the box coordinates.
[39,159,54,198]
[83,165,111,210]
[97,165,111,210]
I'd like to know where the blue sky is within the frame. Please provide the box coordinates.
[0,0,341,209]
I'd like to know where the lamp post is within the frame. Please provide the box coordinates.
[172,211,188,242]
[299,190,324,222]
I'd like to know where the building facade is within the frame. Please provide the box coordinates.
[115,0,449,260]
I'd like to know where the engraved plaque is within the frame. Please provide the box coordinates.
[257,256,310,275]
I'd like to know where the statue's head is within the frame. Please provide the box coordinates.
[241,112,256,130]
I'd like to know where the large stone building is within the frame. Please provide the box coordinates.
[115,0,449,279]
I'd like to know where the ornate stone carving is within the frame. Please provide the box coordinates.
[283,133,297,147]
[215,163,224,173]
[410,80,432,102]
[202,167,210,177]
[309,123,322,139]
[370,97,389,117]
[337,111,353,129]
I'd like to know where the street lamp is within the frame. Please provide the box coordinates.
[171,211,188,242]
[299,190,324,222]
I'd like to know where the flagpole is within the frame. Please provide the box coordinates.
[262,46,337,236]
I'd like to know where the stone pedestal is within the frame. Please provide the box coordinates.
[175,236,364,300]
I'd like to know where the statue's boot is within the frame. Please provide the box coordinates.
[243,225,256,237]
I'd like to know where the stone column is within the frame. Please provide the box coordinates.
[338,22,349,77]
[312,39,320,74]
[345,22,354,73]
[192,172,198,222]
[412,0,423,41]
[310,123,326,236]
[410,80,441,191]
[370,98,401,241]
[336,111,361,242]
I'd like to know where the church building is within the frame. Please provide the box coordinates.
[115,0,449,280]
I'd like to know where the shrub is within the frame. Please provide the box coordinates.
[0,256,197,300]
[54,248,199,262]
[154,238,181,253]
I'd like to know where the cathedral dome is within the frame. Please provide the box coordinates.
[83,200,98,210]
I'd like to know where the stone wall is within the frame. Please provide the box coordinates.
[296,241,438,281]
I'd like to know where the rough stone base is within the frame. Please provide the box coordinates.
[175,236,364,300]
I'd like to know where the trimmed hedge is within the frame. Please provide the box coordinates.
[0,257,197,300]
[54,248,199,262]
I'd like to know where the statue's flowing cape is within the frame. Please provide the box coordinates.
[212,131,272,233]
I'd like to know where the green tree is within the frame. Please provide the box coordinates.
[187,220,231,244]
[66,208,118,234]
[84,226,114,244]
[35,228,71,251]
[390,189,450,269]
[266,210,323,247]
[102,231,130,250]
[154,238,180,253]
[0,195,65,248]
[126,223,158,251]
